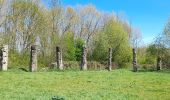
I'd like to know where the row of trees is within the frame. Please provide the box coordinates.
[0,0,138,69]
[4,0,170,71]
[135,18,170,71]
[149,18,170,70]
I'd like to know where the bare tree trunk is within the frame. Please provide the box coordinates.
[30,45,37,72]
[108,48,112,71]
[132,48,137,72]
[81,46,87,70]
[157,56,162,71]
[56,46,63,70]
[0,45,8,71]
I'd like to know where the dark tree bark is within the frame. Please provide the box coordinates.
[132,48,137,72]
[108,48,112,71]
[30,45,37,72]
[56,46,63,70]
[157,56,162,71]
[0,45,8,71]
[81,46,87,70]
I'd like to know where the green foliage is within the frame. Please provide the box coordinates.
[38,55,54,68]
[8,51,29,68]
[92,19,132,67]
[144,43,170,69]
[146,44,157,56]
[74,38,84,61]
[145,44,157,64]
[61,34,84,61]
[114,45,132,67]
[0,70,170,99]
[1,0,157,69]
[62,32,76,61]
[136,48,146,65]
[92,32,108,61]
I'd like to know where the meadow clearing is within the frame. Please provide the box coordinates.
[0,69,170,100]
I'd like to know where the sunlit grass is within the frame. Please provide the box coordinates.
[0,69,170,100]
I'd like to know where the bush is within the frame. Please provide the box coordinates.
[8,51,29,68]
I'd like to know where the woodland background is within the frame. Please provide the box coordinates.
[0,0,170,70]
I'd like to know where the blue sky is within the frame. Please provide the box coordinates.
[42,0,170,45]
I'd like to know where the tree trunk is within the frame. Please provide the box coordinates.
[0,45,8,71]
[108,48,112,71]
[132,48,137,72]
[30,45,37,72]
[81,46,87,70]
[56,46,63,70]
[157,56,162,71]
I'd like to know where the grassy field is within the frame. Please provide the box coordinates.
[0,69,170,100]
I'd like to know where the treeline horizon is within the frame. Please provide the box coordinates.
[0,0,170,70]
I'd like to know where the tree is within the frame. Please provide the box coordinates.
[163,18,170,43]
[92,17,131,68]
[76,5,102,46]
[0,1,135,69]
[145,44,157,64]
[62,32,75,61]
[0,0,9,45]
[74,38,84,61]
[147,35,168,70]
[130,28,142,71]
[49,0,61,49]
[4,0,45,52]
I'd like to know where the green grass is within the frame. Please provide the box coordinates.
[0,69,170,100]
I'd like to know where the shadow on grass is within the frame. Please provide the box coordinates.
[131,69,170,74]
[156,70,170,74]
[18,68,29,72]
[137,69,155,72]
